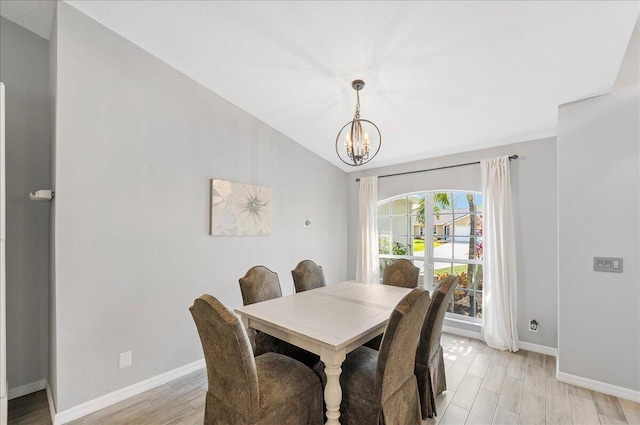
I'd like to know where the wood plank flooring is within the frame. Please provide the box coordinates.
[8,390,51,425]
[9,334,640,424]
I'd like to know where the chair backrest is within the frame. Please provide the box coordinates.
[291,260,326,293]
[376,288,432,403]
[189,295,260,422]
[239,265,282,306]
[417,275,458,363]
[382,259,420,288]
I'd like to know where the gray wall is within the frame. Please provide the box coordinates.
[347,138,559,349]
[558,19,639,392]
[52,2,347,411]
[0,16,50,393]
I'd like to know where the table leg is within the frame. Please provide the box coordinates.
[321,349,346,425]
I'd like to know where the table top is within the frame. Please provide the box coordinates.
[234,280,412,353]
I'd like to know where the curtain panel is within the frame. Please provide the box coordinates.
[356,176,380,284]
[481,156,519,351]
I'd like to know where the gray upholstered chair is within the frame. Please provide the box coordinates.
[364,259,421,350]
[239,265,283,306]
[291,260,326,293]
[415,274,458,419]
[190,294,324,425]
[315,288,431,425]
[239,265,320,368]
[382,259,420,288]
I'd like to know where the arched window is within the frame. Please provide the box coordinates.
[377,191,483,321]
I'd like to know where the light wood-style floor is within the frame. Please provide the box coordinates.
[9,334,640,425]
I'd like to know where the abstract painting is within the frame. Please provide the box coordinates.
[210,179,271,235]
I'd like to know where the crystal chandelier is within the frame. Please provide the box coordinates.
[335,80,381,166]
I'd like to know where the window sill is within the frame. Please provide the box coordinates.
[443,316,483,341]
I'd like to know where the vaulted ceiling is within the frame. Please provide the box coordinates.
[2,1,638,171]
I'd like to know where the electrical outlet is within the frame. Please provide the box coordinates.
[119,351,132,369]
[529,319,538,333]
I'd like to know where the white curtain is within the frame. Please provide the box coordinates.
[481,156,519,351]
[356,176,380,284]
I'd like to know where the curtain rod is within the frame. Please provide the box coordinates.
[355,154,518,182]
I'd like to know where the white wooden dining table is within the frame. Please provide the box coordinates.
[234,280,413,425]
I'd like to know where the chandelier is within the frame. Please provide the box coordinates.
[335,80,381,166]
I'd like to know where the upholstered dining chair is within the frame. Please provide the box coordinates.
[239,265,320,368]
[415,274,458,419]
[239,265,282,306]
[291,260,326,293]
[382,259,420,288]
[364,259,421,350]
[190,294,324,425]
[315,288,432,425]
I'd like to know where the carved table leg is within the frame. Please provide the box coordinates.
[321,349,346,425]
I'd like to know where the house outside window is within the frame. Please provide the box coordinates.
[377,191,484,321]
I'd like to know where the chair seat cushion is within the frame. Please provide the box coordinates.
[256,352,322,416]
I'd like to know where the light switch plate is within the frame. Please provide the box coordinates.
[594,257,623,273]
[119,351,132,369]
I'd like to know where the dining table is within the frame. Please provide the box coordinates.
[234,280,413,425]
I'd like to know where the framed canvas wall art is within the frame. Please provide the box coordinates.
[210,179,271,236]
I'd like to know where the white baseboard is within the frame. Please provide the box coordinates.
[1,395,7,425]
[53,359,205,425]
[443,326,557,357]
[45,381,56,425]
[557,371,640,403]
[8,379,47,400]
[519,341,557,357]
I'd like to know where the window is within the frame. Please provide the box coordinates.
[377,191,483,321]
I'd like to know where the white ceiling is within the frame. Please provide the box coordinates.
[2,1,639,172]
